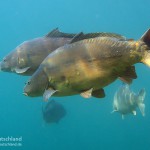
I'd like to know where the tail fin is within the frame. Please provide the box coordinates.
[140,29,150,46]
[142,51,150,67]
[138,103,145,116]
[137,89,146,116]
[141,29,150,66]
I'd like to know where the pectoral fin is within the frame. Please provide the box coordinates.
[111,110,117,114]
[15,67,30,74]
[43,88,58,101]
[80,88,93,98]
[92,88,105,98]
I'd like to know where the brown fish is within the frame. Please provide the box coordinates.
[23,29,150,100]
[0,28,76,75]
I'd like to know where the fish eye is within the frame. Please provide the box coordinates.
[25,81,31,85]
[27,81,31,85]
[3,58,6,62]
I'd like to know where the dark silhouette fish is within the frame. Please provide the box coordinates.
[23,28,150,100]
[42,100,66,123]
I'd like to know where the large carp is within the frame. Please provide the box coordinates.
[0,28,76,75]
[23,29,150,100]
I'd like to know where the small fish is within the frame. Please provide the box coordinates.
[23,28,150,100]
[112,84,146,119]
[42,100,66,123]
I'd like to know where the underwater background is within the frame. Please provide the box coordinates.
[0,0,150,149]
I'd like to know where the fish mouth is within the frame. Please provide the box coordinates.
[0,61,9,72]
[23,92,28,96]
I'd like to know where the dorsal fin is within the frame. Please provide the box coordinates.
[140,28,150,46]
[45,28,76,38]
[70,32,126,44]
[69,32,84,43]
[85,32,126,40]
[45,28,59,37]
